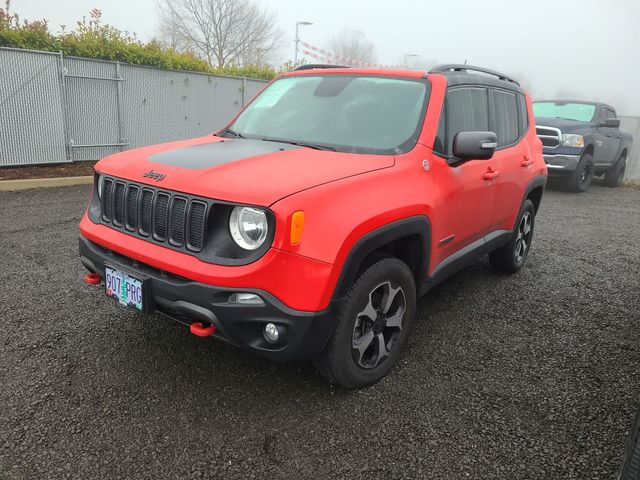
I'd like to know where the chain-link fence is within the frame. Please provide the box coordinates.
[1,46,639,179]
[0,47,268,166]
[620,116,640,179]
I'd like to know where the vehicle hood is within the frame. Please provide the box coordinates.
[535,116,593,133]
[95,136,395,205]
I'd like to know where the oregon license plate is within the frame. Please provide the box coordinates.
[105,266,144,311]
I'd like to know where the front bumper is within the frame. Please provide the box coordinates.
[79,235,337,361]
[543,153,581,174]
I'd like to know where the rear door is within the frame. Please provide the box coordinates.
[489,88,531,232]
[600,109,622,164]
[430,86,496,270]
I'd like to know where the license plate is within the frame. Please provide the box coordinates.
[105,266,144,311]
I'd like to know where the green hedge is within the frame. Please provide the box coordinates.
[0,6,278,80]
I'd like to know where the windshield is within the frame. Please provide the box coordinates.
[227,74,430,154]
[533,102,596,122]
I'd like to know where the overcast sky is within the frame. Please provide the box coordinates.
[15,0,640,115]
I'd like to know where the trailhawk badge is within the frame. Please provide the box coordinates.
[143,170,166,182]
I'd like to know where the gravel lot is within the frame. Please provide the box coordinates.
[1,182,639,480]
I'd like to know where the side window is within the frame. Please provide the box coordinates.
[607,109,617,119]
[517,94,529,136]
[490,89,519,147]
[599,108,608,122]
[445,87,489,154]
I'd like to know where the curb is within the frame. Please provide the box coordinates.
[0,176,93,192]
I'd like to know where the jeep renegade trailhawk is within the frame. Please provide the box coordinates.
[80,64,547,388]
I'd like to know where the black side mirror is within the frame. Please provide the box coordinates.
[451,131,498,163]
[600,118,620,128]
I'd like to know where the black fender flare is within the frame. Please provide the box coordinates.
[520,175,547,217]
[331,215,431,302]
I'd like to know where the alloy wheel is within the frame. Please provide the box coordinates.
[515,211,533,263]
[352,281,406,369]
[579,162,593,185]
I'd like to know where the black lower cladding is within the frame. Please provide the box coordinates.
[79,235,336,361]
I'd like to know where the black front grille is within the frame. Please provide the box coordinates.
[169,197,187,246]
[188,202,206,251]
[102,179,113,221]
[100,177,208,253]
[154,193,170,241]
[125,186,139,231]
[536,126,560,148]
[140,189,153,236]
[113,182,125,226]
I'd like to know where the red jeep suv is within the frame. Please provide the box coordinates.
[79,64,547,388]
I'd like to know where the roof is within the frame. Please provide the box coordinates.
[284,63,526,93]
[533,99,616,111]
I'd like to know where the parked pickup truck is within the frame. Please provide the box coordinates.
[534,100,633,192]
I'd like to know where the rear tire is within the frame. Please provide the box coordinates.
[313,258,416,388]
[566,153,594,193]
[489,199,535,274]
[604,155,626,188]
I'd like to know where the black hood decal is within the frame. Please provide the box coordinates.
[148,138,299,169]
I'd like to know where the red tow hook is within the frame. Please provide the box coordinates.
[84,272,102,285]
[190,322,216,337]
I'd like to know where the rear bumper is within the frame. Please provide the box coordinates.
[79,235,337,361]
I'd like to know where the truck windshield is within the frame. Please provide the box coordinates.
[533,102,596,122]
[227,74,430,154]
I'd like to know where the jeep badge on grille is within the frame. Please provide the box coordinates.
[143,170,166,182]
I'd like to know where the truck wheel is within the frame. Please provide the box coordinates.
[566,153,594,193]
[489,199,535,274]
[604,155,626,188]
[313,258,416,388]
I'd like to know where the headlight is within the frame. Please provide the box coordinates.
[229,206,268,250]
[561,134,584,148]
[97,174,104,200]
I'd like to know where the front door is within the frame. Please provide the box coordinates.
[429,86,496,273]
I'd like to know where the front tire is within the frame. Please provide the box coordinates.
[604,155,626,188]
[566,153,594,193]
[314,258,416,388]
[489,199,535,274]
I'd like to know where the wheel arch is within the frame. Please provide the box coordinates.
[331,216,431,302]
[521,175,547,218]
[583,143,595,157]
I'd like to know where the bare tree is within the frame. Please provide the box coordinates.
[328,29,376,65]
[156,0,282,67]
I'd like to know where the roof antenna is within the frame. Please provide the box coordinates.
[463,59,468,65]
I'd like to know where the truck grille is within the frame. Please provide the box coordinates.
[536,125,561,148]
[101,177,207,252]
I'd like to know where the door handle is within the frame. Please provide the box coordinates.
[606,134,613,137]
[483,169,500,180]
[521,156,533,167]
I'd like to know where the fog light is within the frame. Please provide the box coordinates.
[228,293,264,305]
[264,323,280,344]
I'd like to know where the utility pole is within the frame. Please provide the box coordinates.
[294,21,313,65]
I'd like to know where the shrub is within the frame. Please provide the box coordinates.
[0,3,278,80]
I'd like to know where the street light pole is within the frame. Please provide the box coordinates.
[294,21,313,66]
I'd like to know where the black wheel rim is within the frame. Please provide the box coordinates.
[352,281,406,369]
[514,211,533,263]
[579,163,593,185]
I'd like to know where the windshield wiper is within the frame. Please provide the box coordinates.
[261,138,336,151]
[218,127,246,139]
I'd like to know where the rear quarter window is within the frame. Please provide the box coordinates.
[490,89,519,147]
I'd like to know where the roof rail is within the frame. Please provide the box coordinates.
[293,64,350,71]
[429,64,520,86]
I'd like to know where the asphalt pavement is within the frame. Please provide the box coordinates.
[1,182,639,479]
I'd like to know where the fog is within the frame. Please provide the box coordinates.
[19,0,640,115]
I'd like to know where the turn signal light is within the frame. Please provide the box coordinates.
[290,211,305,245]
